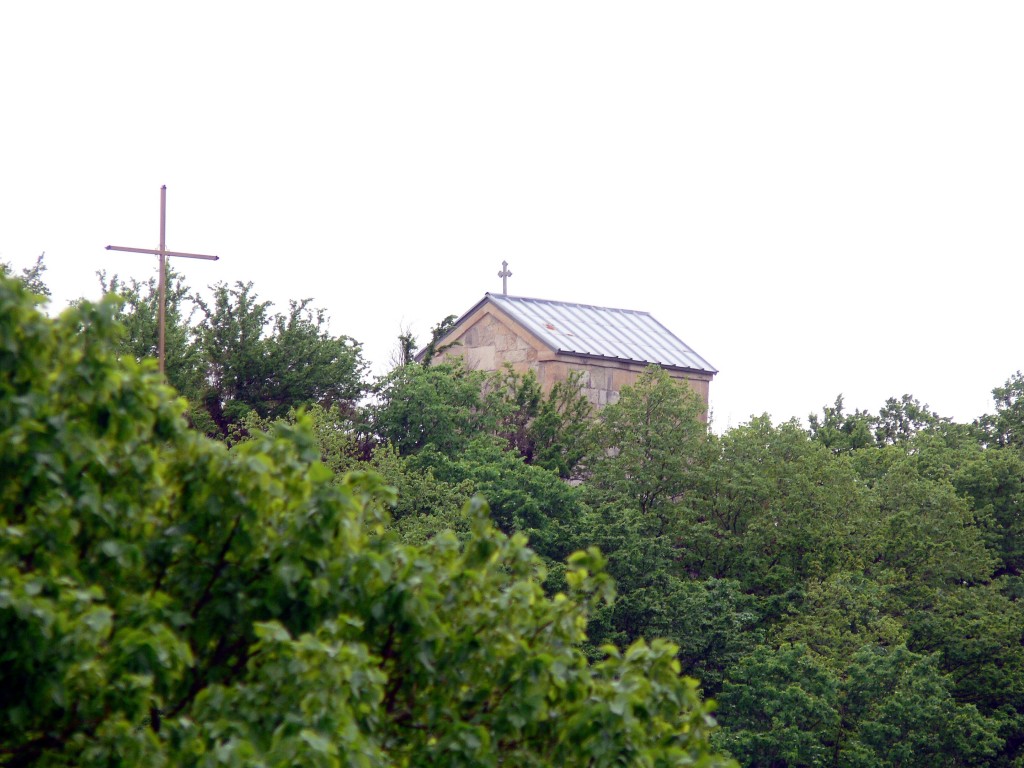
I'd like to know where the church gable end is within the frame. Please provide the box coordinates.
[431,302,552,374]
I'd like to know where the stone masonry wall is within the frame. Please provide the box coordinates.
[434,308,713,417]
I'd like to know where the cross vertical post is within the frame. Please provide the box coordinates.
[106,186,219,375]
[158,185,167,373]
[497,260,512,295]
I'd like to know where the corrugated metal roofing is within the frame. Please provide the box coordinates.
[483,293,717,374]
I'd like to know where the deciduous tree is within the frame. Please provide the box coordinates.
[585,366,711,525]
[193,281,366,439]
[981,371,1024,450]
[99,266,205,400]
[2,274,732,767]
[0,253,49,297]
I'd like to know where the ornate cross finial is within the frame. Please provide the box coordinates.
[497,260,512,295]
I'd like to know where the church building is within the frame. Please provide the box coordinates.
[418,270,717,414]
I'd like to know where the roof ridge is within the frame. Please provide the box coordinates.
[486,292,651,316]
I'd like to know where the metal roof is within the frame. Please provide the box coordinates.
[478,293,717,374]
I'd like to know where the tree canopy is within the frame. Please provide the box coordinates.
[95,271,368,441]
[0,273,732,767]
[6,260,1024,767]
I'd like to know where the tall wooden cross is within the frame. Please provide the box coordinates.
[106,185,219,375]
[497,260,512,295]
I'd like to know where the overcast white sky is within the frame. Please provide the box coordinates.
[2,3,1021,432]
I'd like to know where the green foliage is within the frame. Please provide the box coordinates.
[808,395,874,455]
[479,365,594,477]
[810,394,950,453]
[839,645,1002,768]
[953,448,1024,577]
[190,279,271,434]
[370,358,491,456]
[772,572,908,663]
[717,642,1003,768]
[905,582,1024,725]
[873,394,946,447]
[415,313,459,365]
[406,436,587,564]
[586,546,763,698]
[357,361,1022,765]
[981,370,1024,450]
[11,264,1024,766]
[0,274,731,767]
[263,299,366,417]
[868,456,996,595]
[366,442,477,547]
[686,417,866,595]
[371,361,593,481]
[0,253,50,297]
[529,370,594,479]
[1,278,195,765]
[99,266,206,398]
[586,366,711,522]
[479,364,544,461]
[716,643,841,768]
[96,275,367,441]
[576,368,764,693]
[239,404,368,476]
[192,281,367,439]
[393,329,417,368]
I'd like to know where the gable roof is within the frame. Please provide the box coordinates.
[432,293,717,374]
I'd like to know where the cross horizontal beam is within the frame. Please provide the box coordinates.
[105,186,218,375]
[105,245,219,261]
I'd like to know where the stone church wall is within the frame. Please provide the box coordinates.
[433,309,712,417]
